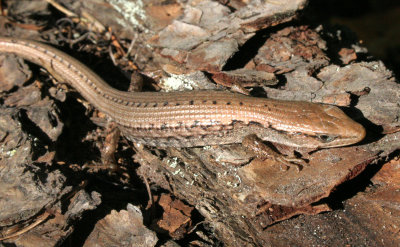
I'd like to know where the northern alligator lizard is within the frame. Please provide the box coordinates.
[0,37,366,149]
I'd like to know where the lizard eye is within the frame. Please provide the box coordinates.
[317,134,336,143]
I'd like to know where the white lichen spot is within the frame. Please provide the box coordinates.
[108,0,147,30]
[160,74,195,91]
[6,149,17,157]
[172,168,181,176]
[233,174,241,187]
[167,157,179,168]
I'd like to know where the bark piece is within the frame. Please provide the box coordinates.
[264,157,400,247]
[339,48,357,64]
[212,68,277,88]
[84,204,158,247]
[318,62,400,132]
[148,0,307,72]
[154,20,210,51]
[253,26,329,73]
[7,0,50,19]
[4,84,41,107]
[0,108,65,225]
[0,55,31,92]
[0,56,99,245]
[156,193,194,239]
[2,190,101,246]
[0,106,69,244]
[371,158,400,188]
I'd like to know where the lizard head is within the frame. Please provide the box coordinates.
[279,104,366,148]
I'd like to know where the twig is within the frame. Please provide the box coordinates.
[0,211,52,241]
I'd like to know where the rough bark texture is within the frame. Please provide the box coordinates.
[0,0,399,246]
